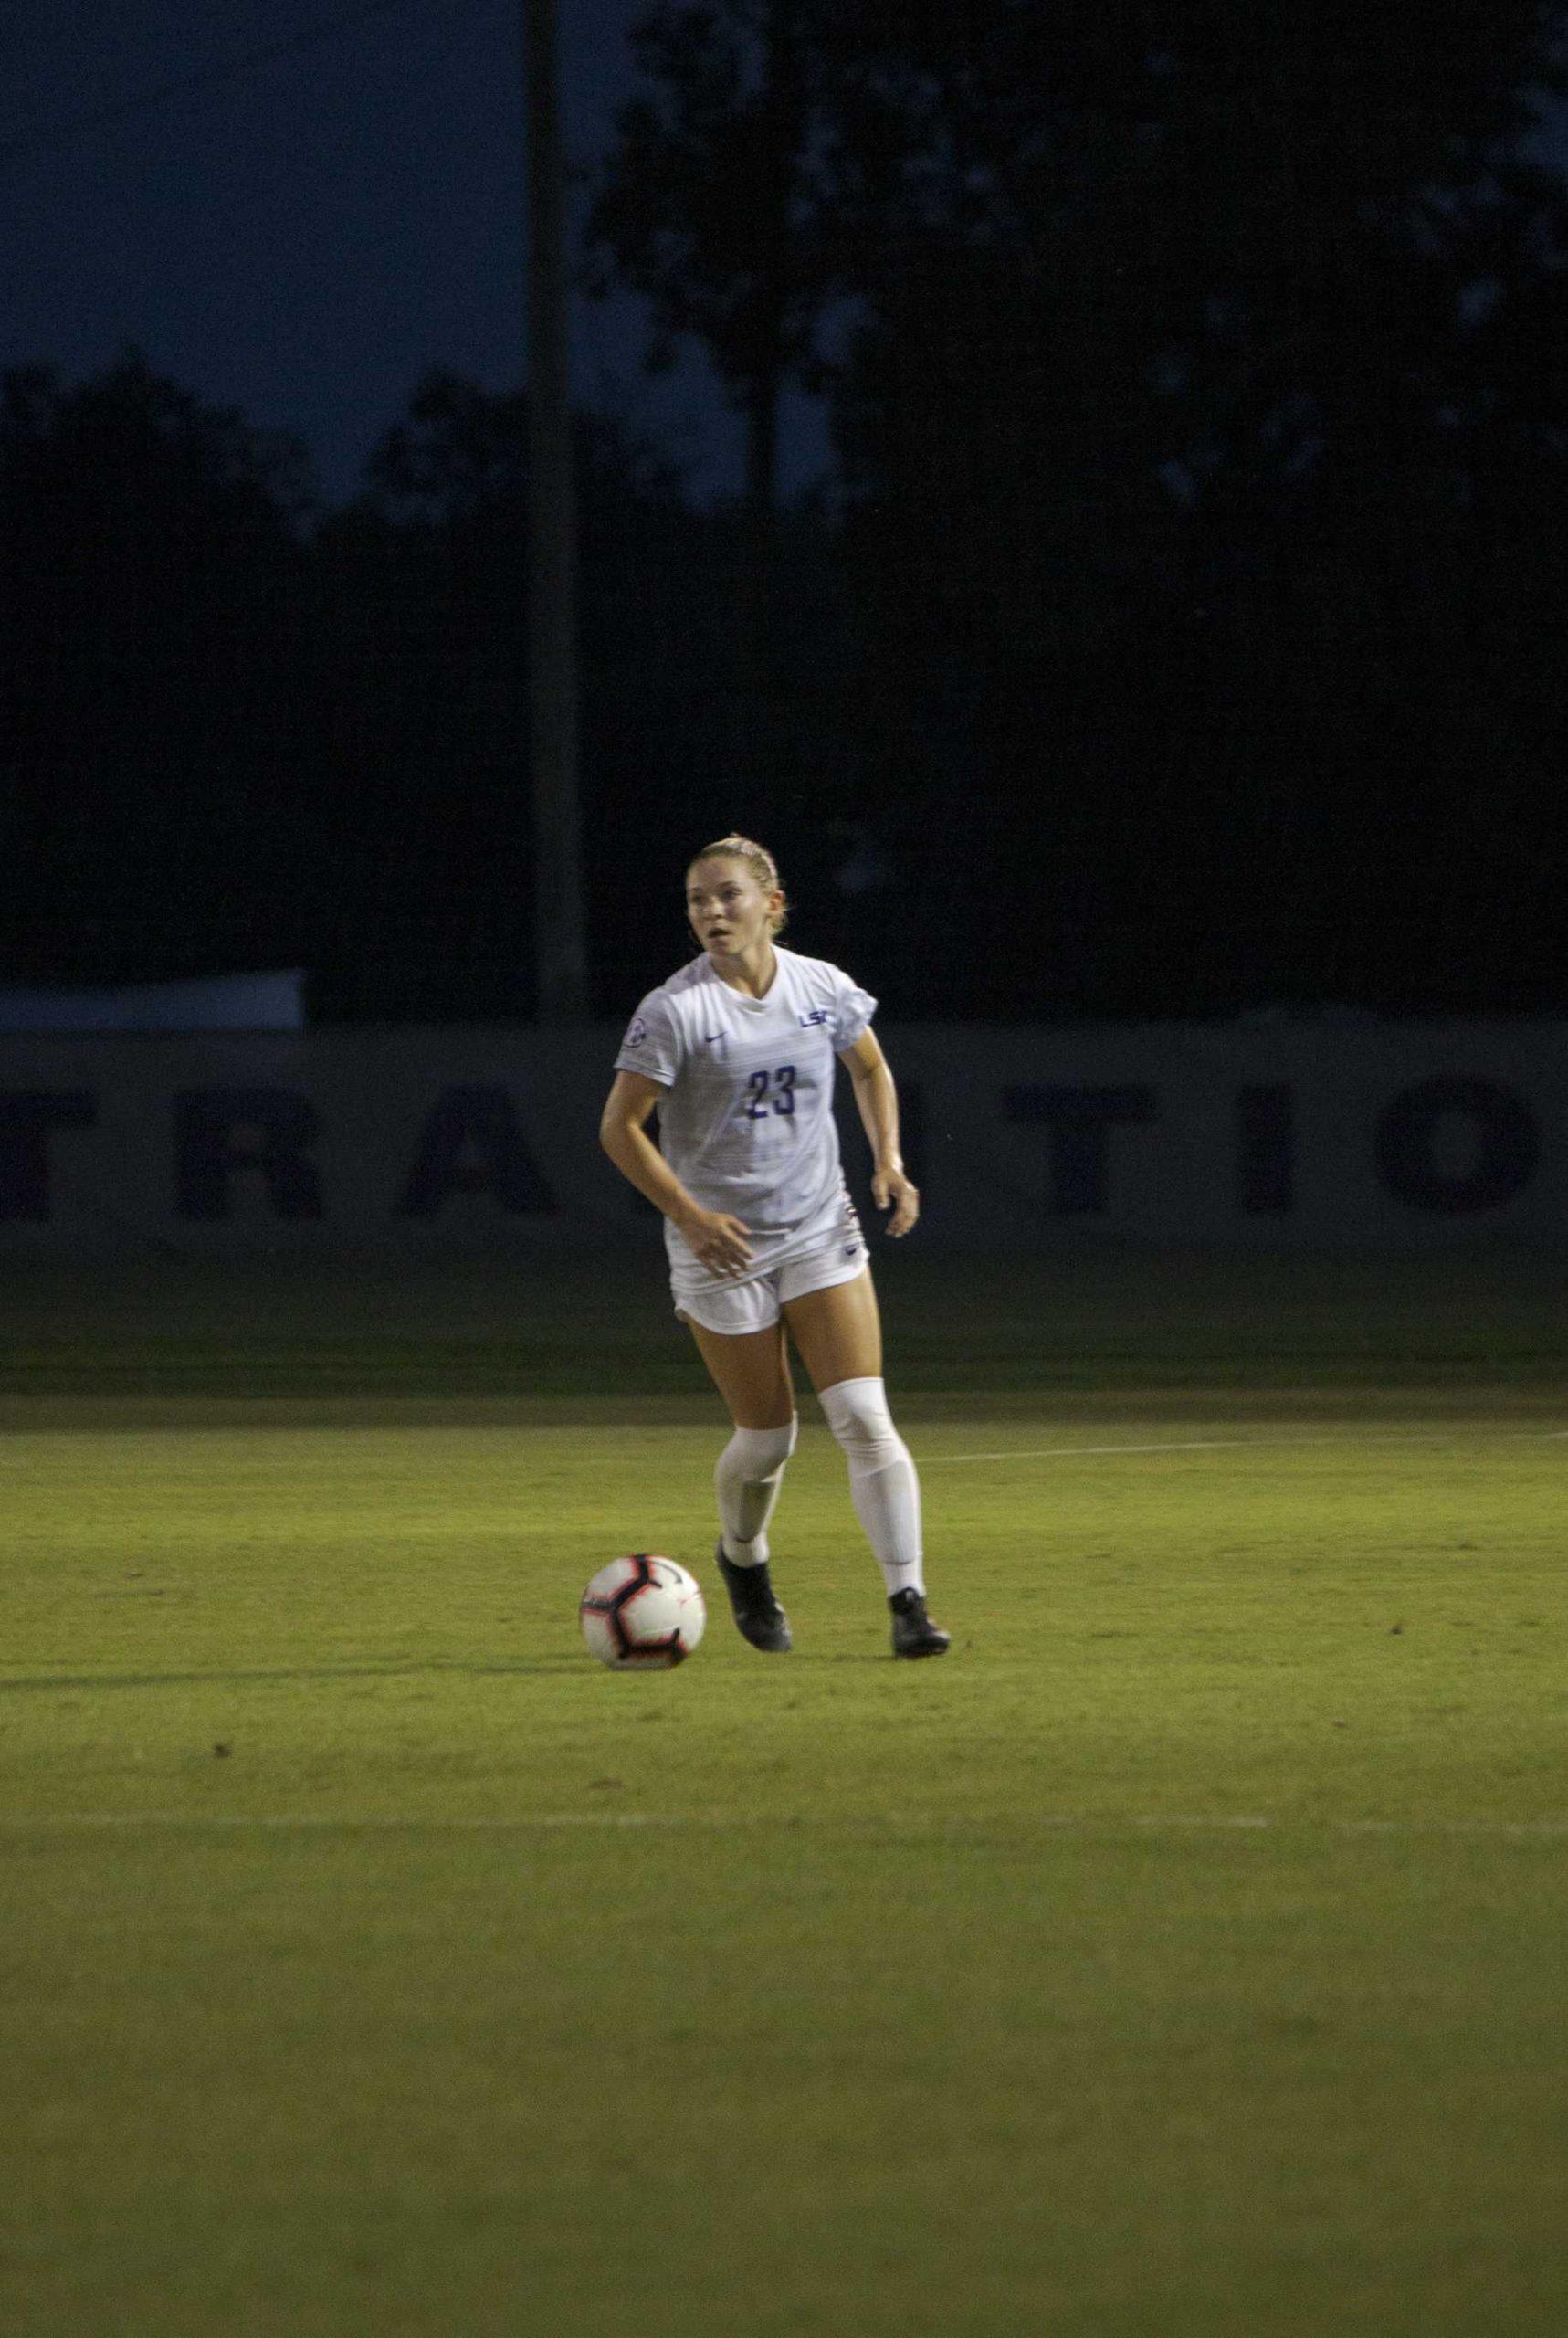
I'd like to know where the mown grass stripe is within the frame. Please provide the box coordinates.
[927,1427,1568,1463]
[3,1811,1565,1838]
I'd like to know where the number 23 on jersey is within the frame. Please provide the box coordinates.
[743,1064,797,1118]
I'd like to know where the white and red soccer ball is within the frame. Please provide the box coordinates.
[579,1554,707,1669]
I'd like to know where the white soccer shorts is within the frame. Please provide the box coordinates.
[672,1228,868,1336]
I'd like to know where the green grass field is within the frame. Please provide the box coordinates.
[2,1253,1564,2336]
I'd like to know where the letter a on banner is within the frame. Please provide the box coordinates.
[397,1086,558,1217]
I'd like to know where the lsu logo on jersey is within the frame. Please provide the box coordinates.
[797,1007,831,1029]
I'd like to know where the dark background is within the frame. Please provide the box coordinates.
[4,1,1565,1027]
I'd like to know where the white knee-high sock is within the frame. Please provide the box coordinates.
[817,1376,924,1597]
[715,1417,798,1567]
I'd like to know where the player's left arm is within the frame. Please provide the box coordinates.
[837,1028,920,1237]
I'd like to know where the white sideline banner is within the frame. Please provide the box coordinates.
[0,1019,1563,1256]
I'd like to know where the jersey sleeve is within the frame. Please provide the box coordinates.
[614,990,683,1087]
[829,965,878,1051]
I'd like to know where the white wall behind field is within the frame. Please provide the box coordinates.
[1,1020,1563,1259]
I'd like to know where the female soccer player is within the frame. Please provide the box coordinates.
[599,833,949,1659]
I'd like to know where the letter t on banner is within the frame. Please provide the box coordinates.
[0,1091,97,1220]
[1002,1086,1158,1214]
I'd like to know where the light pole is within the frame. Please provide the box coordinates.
[523,0,587,1020]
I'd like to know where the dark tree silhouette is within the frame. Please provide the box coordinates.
[0,359,848,1017]
[587,0,1568,1009]
[10,1,1566,1025]
[588,0,839,521]
[316,373,852,1014]
[816,1,1568,1010]
[0,353,320,985]
[588,2,858,807]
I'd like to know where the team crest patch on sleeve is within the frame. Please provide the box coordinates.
[625,1016,648,1048]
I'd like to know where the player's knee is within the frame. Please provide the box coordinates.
[720,1417,798,1482]
[818,1375,904,1471]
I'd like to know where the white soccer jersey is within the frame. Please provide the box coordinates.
[614,946,878,1282]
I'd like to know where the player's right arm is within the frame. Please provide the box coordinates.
[599,1072,753,1275]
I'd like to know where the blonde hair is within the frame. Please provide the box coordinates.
[689,833,790,937]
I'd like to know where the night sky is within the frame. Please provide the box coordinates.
[2,0,828,505]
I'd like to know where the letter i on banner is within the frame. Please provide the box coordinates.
[1236,1085,1294,1215]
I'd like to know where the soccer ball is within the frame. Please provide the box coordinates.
[579,1555,707,1669]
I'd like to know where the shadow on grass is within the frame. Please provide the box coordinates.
[0,1658,595,1694]
[1,1649,916,1694]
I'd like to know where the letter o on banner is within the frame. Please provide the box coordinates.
[1375,1077,1542,1215]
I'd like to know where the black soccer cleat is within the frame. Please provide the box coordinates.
[715,1540,793,1653]
[889,1587,951,1659]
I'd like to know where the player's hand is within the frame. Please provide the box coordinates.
[680,1207,754,1276]
[873,1163,920,1237]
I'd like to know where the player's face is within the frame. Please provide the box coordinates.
[686,858,780,962]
